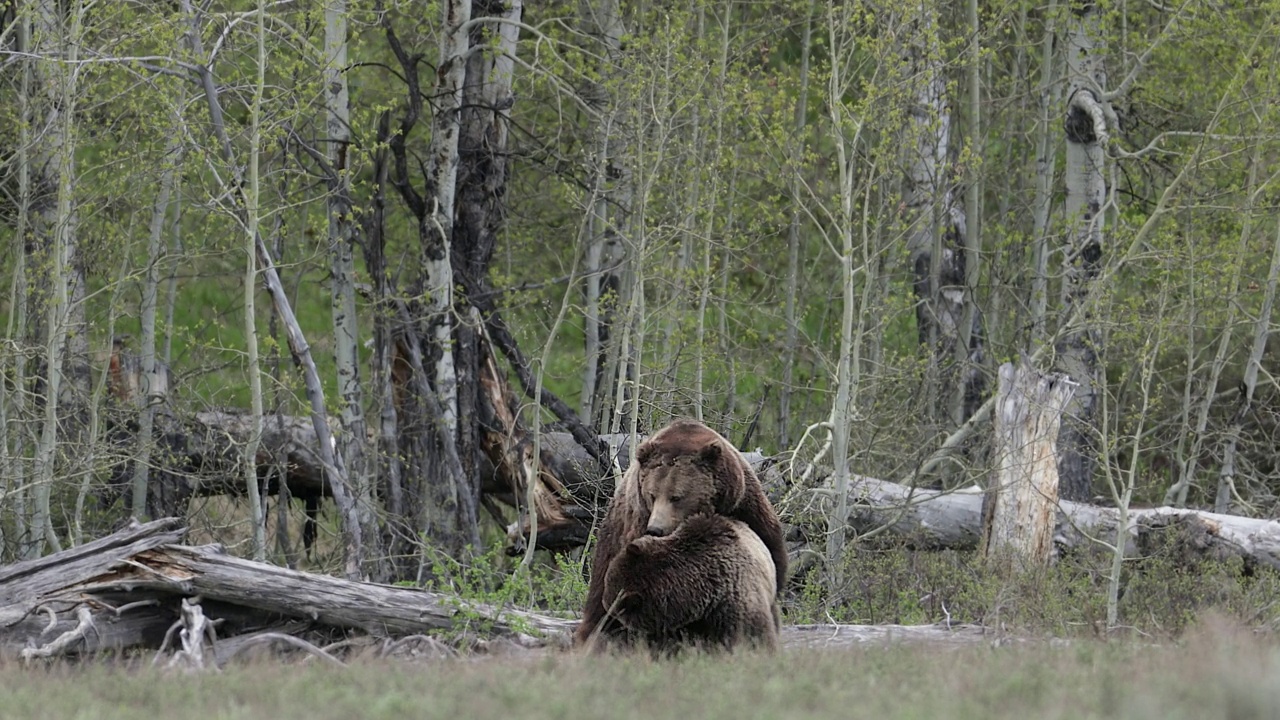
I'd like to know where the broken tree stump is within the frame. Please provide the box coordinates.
[980,361,1075,572]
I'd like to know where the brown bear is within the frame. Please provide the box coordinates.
[574,418,788,651]
[591,513,781,655]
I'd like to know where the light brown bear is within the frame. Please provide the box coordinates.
[595,513,780,655]
[574,418,788,653]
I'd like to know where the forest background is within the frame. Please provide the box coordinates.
[3,0,1280,636]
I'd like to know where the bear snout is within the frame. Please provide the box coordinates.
[644,525,669,537]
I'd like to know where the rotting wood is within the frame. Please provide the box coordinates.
[0,520,579,662]
[1,518,1029,664]
[980,361,1075,571]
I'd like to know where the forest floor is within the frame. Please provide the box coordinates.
[4,614,1277,720]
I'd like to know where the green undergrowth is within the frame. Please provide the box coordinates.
[5,615,1280,720]
[786,529,1280,639]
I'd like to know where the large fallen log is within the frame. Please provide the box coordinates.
[0,519,1004,664]
[832,475,1280,570]
[0,518,578,661]
[114,407,1280,573]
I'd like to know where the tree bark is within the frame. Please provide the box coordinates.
[1029,0,1060,345]
[902,3,965,432]
[324,0,378,572]
[779,0,813,451]
[1055,1,1109,502]
[579,0,631,431]
[980,362,1075,572]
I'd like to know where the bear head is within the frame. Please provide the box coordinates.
[634,420,747,537]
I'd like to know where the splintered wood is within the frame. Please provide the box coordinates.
[981,361,1076,572]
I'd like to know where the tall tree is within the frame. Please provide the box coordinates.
[1054,0,1110,502]
[323,0,381,574]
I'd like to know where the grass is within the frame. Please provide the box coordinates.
[5,614,1280,720]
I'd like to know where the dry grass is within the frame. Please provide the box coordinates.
[4,614,1280,720]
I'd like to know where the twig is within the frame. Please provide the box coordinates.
[36,605,57,636]
[221,633,347,669]
[377,634,459,659]
[21,607,95,661]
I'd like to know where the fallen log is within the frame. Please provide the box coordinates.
[105,409,1280,574]
[830,475,1280,571]
[0,518,578,661]
[0,518,1012,664]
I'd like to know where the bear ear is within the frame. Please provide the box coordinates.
[636,442,658,468]
[696,442,722,469]
[699,441,745,512]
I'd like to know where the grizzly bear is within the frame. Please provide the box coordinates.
[574,418,788,651]
[592,513,781,655]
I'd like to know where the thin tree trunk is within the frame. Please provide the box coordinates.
[1029,0,1060,345]
[823,4,871,575]
[580,0,631,430]
[323,0,380,572]
[1165,151,1260,510]
[779,0,812,451]
[1214,192,1280,512]
[180,0,365,578]
[954,0,985,429]
[131,131,182,522]
[1055,2,1109,502]
[30,0,87,557]
[692,4,732,422]
[241,0,269,562]
[4,9,35,560]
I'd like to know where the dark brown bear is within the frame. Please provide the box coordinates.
[592,513,780,655]
[574,418,788,651]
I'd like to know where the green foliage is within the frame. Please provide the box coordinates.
[418,540,588,619]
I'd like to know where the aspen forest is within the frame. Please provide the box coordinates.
[6,0,1280,661]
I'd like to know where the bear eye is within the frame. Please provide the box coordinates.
[670,495,683,503]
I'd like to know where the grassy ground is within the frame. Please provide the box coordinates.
[5,615,1279,720]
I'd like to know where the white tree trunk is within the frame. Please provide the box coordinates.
[422,0,471,435]
[1055,3,1109,502]
[980,362,1075,572]
[779,0,813,451]
[1215,200,1280,511]
[179,0,364,578]
[580,0,629,428]
[823,3,871,571]
[1029,0,1060,344]
[324,0,377,553]
[131,130,182,521]
[241,0,269,562]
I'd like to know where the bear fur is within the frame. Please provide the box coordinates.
[593,513,781,655]
[574,418,788,651]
